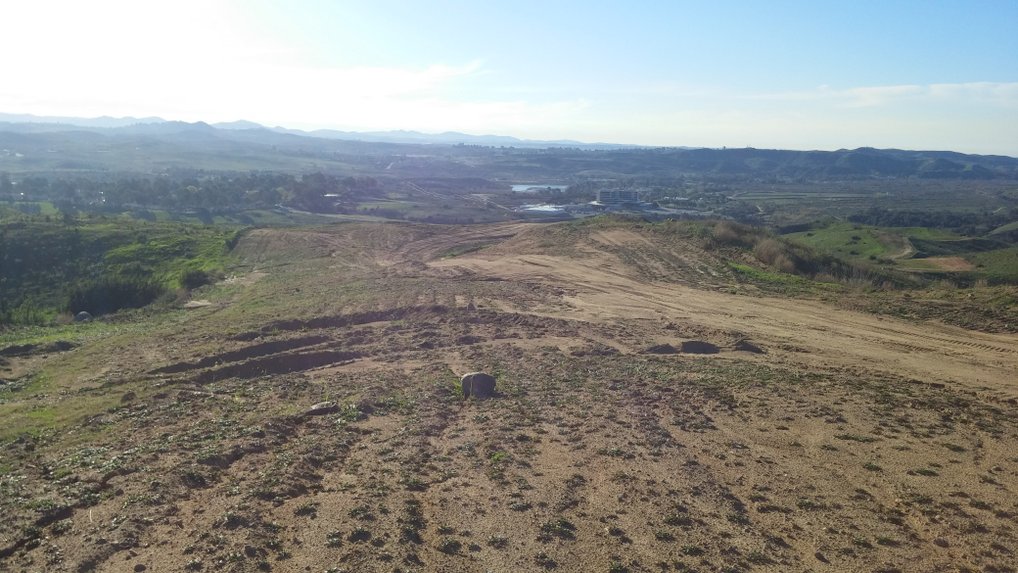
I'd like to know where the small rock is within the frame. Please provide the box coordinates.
[134,564,147,572]
[304,401,339,416]
[461,372,496,399]
[933,537,949,547]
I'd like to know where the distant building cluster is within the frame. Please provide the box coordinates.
[596,189,640,204]
[516,186,704,220]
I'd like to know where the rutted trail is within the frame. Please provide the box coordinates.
[431,234,1018,394]
[5,220,1018,573]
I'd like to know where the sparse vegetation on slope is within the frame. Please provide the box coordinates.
[2,217,1017,572]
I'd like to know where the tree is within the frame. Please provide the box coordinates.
[0,172,12,196]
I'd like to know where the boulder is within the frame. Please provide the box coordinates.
[305,401,339,416]
[461,371,496,399]
[645,343,678,354]
[74,311,93,323]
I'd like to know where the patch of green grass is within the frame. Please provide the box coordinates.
[989,220,1018,236]
[729,262,838,294]
[786,222,897,260]
[901,227,963,240]
[25,407,56,425]
[0,390,120,443]
[969,247,1018,283]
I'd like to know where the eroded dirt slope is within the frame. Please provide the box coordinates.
[2,220,1016,573]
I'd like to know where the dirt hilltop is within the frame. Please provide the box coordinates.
[2,219,1017,573]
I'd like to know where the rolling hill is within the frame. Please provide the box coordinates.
[2,116,1017,179]
[2,217,1017,572]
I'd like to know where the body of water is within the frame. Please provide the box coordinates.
[519,204,565,213]
[511,184,570,193]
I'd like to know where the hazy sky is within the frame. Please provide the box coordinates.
[3,0,1017,154]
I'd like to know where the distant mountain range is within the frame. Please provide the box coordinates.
[0,112,167,129]
[1,112,1017,179]
[0,112,638,150]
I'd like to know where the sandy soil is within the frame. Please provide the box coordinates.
[3,221,1017,573]
[433,229,1017,398]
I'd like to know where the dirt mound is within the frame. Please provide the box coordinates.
[152,335,331,374]
[733,339,765,354]
[0,340,76,357]
[680,340,721,354]
[189,350,361,384]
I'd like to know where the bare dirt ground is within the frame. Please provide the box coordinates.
[432,228,1017,400]
[918,257,978,272]
[2,220,1017,573]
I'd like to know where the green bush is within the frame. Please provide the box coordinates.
[180,269,213,290]
[66,277,166,316]
[0,299,49,326]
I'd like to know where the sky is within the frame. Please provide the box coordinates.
[2,0,1017,155]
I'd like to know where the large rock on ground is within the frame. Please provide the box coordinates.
[461,372,496,399]
[305,401,339,416]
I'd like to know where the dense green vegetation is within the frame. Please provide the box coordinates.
[0,216,238,325]
[784,218,1018,285]
[848,206,1018,236]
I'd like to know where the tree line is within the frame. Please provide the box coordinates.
[0,171,382,214]
[848,207,1018,236]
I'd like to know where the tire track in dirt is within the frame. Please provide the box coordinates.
[431,247,1018,392]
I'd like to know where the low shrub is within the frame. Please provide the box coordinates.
[66,277,166,316]
[180,268,213,290]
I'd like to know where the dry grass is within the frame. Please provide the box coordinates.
[2,219,1016,572]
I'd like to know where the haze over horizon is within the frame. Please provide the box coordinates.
[2,0,1016,155]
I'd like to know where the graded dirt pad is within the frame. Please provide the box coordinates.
[2,220,1017,573]
[922,256,977,272]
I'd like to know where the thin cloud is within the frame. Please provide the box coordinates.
[748,82,1018,108]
